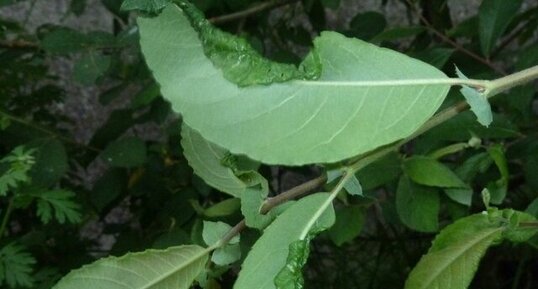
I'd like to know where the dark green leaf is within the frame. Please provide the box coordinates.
[0,243,36,288]
[329,205,365,246]
[348,11,386,40]
[73,52,111,85]
[479,0,523,56]
[33,189,82,224]
[403,156,467,188]
[396,176,439,232]
[28,139,68,187]
[101,137,147,168]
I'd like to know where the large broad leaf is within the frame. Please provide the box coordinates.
[405,210,538,289]
[53,245,209,289]
[138,5,450,165]
[234,193,335,289]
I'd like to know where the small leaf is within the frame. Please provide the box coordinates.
[396,176,439,232]
[444,188,473,206]
[348,11,386,40]
[479,0,523,57]
[486,145,508,204]
[0,243,36,288]
[329,205,365,246]
[28,139,68,187]
[403,156,467,188]
[32,189,81,224]
[73,52,111,85]
[52,245,209,289]
[0,146,35,196]
[234,193,335,289]
[344,175,363,196]
[101,137,147,168]
[202,221,238,246]
[455,67,492,127]
[203,198,241,218]
[211,244,241,266]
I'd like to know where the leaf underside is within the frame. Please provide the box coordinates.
[138,4,450,165]
[233,193,335,289]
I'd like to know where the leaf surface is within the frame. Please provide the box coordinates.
[405,213,502,289]
[479,0,523,56]
[396,176,439,232]
[53,245,208,289]
[138,5,450,165]
[234,193,335,289]
[404,156,467,188]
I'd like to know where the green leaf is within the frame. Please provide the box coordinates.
[348,11,386,40]
[274,239,310,289]
[396,176,439,232]
[344,175,363,196]
[423,111,520,142]
[328,205,365,246]
[139,5,449,165]
[486,145,508,204]
[73,52,111,85]
[411,48,454,69]
[28,139,68,187]
[203,221,241,266]
[403,156,467,188]
[181,123,247,197]
[405,212,502,289]
[121,0,169,13]
[479,0,523,57]
[101,137,147,168]
[241,184,273,229]
[52,245,209,289]
[203,198,241,217]
[202,221,239,246]
[444,188,473,206]
[355,152,401,190]
[0,243,36,288]
[0,146,35,196]
[69,0,87,15]
[234,193,335,289]
[32,189,82,224]
[370,26,426,43]
[455,67,492,126]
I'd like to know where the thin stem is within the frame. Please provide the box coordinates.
[209,0,299,25]
[216,220,246,248]
[261,175,327,213]
[488,65,538,96]
[0,198,15,240]
[0,110,101,152]
[296,78,489,90]
[406,0,506,75]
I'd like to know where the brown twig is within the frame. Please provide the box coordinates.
[208,0,299,24]
[261,175,328,213]
[406,0,506,75]
[0,39,38,49]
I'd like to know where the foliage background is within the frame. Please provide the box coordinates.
[0,0,537,288]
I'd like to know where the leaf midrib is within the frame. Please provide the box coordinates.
[418,227,503,289]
